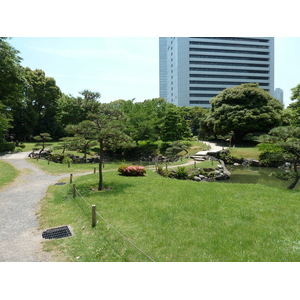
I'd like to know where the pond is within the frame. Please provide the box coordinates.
[224,165,300,191]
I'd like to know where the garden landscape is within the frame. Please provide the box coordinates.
[1,37,300,262]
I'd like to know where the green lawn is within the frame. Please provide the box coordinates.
[29,158,117,175]
[229,146,261,160]
[0,161,18,189]
[39,168,300,262]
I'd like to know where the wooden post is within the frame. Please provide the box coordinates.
[70,173,73,184]
[92,205,97,227]
[48,159,50,165]
[68,161,70,168]
[94,167,96,174]
[194,161,196,168]
[72,183,76,198]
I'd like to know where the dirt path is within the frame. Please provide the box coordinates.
[0,152,65,262]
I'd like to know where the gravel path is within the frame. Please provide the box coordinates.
[0,152,65,262]
[194,141,227,155]
[0,141,225,262]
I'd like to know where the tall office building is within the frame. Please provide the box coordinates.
[274,88,284,104]
[159,37,274,108]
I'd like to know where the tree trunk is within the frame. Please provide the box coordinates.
[84,148,87,163]
[288,160,299,190]
[288,176,300,190]
[98,139,103,191]
[38,141,45,158]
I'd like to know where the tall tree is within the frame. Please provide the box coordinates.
[69,103,133,190]
[56,90,101,133]
[160,107,191,141]
[0,103,12,142]
[287,83,300,125]
[205,83,283,143]
[113,98,171,142]
[24,67,62,137]
[184,106,208,137]
[0,38,25,109]
[0,38,27,141]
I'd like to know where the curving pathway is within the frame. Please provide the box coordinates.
[0,141,225,261]
[194,141,227,156]
[0,152,65,261]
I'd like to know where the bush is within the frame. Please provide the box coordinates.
[174,166,188,180]
[157,166,188,180]
[258,143,287,167]
[47,153,65,163]
[0,142,15,152]
[118,165,146,176]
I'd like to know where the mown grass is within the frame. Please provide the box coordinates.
[28,158,118,175]
[229,147,261,160]
[39,168,300,262]
[0,161,18,190]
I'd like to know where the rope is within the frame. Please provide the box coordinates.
[94,208,155,262]
[75,188,92,208]
[73,186,155,262]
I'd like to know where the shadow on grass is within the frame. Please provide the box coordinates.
[75,179,136,198]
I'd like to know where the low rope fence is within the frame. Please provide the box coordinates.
[71,181,155,262]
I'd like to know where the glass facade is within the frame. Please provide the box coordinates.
[159,37,274,108]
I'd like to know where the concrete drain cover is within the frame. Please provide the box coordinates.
[54,182,66,185]
[42,226,72,240]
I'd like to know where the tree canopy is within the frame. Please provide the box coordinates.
[287,83,300,125]
[68,103,134,190]
[160,107,191,141]
[205,83,284,142]
[258,126,300,189]
[2,38,297,153]
[0,38,25,109]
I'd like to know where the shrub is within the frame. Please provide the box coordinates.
[258,143,287,167]
[47,153,65,163]
[62,156,72,165]
[118,165,146,176]
[174,166,188,180]
[0,142,15,152]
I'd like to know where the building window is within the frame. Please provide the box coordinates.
[189,74,269,81]
[189,54,269,62]
[189,48,269,56]
[189,80,269,86]
[189,67,269,74]
[189,100,210,104]
[189,41,269,49]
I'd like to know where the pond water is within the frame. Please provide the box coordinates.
[224,165,300,191]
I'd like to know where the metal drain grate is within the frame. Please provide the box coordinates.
[42,226,72,240]
[54,182,66,185]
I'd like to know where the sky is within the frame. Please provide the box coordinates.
[8,36,300,108]
[9,37,159,102]
[1,1,299,296]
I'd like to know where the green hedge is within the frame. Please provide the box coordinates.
[0,142,15,152]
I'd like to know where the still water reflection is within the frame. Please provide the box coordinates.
[224,165,300,191]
